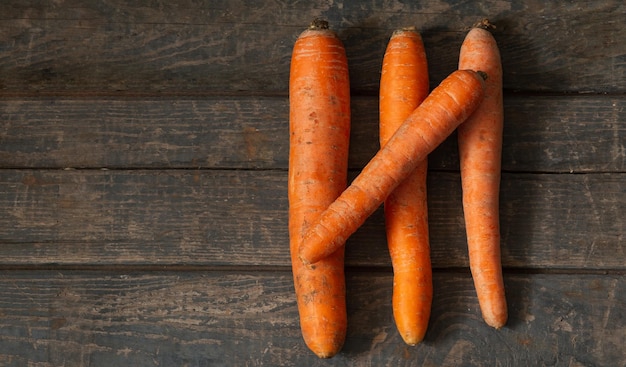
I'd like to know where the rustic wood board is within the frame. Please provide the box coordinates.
[0,270,622,366]
[0,170,623,269]
[1,95,624,172]
[1,0,624,365]
[1,1,625,93]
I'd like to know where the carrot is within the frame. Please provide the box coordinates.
[379,27,432,345]
[300,69,487,265]
[458,19,507,329]
[288,18,350,358]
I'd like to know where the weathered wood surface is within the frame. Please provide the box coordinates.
[0,170,623,269]
[0,270,623,367]
[1,0,625,365]
[1,95,624,172]
[1,1,625,94]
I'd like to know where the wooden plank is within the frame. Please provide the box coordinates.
[0,270,622,366]
[0,97,289,170]
[1,1,625,93]
[1,95,624,173]
[0,170,623,269]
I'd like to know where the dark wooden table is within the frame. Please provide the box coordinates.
[1,1,624,366]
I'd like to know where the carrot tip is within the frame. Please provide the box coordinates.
[392,26,417,35]
[403,339,423,347]
[472,18,496,30]
[488,320,506,329]
[309,18,330,30]
[315,352,335,359]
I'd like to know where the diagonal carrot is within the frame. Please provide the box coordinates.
[299,69,487,265]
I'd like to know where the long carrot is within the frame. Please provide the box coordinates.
[458,19,507,329]
[379,27,432,345]
[288,19,350,358]
[300,69,487,265]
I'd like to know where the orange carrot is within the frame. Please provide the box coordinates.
[288,19,350,358]
[458,19,507,329]
[300,69,487,265]
[379,27,432,345]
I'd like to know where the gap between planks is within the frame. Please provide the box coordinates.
[1,89,626,99]
[0,167,624,175]
[0,263,623,276]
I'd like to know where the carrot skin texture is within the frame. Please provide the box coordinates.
[300,69,487,265]
[288,20,350,358]
[379,28,432,345]
[458,24,507,329]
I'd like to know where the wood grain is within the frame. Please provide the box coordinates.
[0,270,622,366]
[1,1,624,365]
[1,1,625,93]
[0,169,622,269]
[1,95,624,173]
